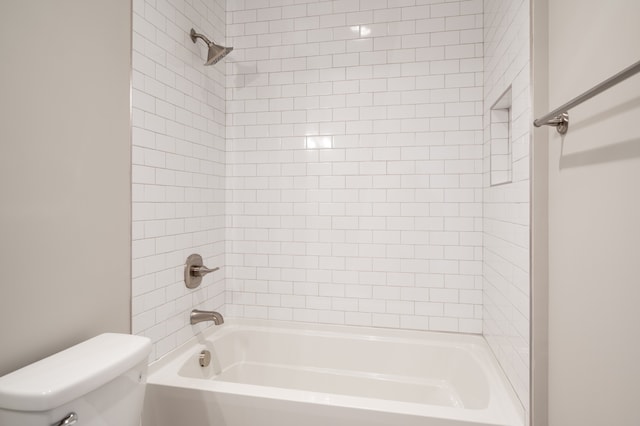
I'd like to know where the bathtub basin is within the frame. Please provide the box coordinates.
[143,319,524,426]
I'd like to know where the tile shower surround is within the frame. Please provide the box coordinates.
[131,0,530,416]
[131,0,227,361]
[225,0,485,333]
[483,0,531,414]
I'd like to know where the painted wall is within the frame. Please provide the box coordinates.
[225,0,485,332]
[482,0,530,417]
[0,0,131,375]
[530,1,549,423]
[131,0,227,361]
[543,1,640,424]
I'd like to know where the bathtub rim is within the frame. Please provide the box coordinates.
[146,318,525,426]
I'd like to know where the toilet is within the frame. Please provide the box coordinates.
[0,333,151,426]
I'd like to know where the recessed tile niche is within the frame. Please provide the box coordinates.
[490,87,512,186]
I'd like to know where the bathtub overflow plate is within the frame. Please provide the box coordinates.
[199,350,211,367]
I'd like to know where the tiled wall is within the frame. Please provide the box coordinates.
[225,0,485,333]
[129,2,531,408]
[483,0,530,415]
[131,0,227,361]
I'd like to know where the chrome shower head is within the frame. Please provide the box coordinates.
[190,28,233,66]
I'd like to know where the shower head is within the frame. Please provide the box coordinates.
[190,28,233,66]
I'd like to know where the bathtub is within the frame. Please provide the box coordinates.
[142,319,524,426]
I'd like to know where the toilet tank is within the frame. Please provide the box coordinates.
[0,333,151,426]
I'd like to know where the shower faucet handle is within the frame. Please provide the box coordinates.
[191,265,220,277]
[184,254,219,289]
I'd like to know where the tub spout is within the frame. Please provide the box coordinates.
[190,309,224,325]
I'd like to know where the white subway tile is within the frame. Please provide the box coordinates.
[131,0,507,384]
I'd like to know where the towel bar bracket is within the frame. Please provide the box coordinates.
[536,112,569,135]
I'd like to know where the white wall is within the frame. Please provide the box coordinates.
[543,1,640,424]
[131,0,227,361]
[482,0,530,416]
[0,0,131,375]
[225,0,485,332]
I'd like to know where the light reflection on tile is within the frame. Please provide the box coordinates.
[306,135,334,149]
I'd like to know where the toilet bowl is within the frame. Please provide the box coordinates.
[0,333,151,426]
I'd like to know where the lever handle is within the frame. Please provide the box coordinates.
[52,412,78,426]
[184,254,221,289]
[191,265,220,277]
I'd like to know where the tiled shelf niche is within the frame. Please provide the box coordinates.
[490,87,512,186]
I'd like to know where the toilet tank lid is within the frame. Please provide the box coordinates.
[0,333,151,412]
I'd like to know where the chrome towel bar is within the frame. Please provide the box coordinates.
[534,59,640,134]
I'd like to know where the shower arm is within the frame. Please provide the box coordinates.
[190,29,213,47]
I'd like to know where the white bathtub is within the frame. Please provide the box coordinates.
[143,319,524,426]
